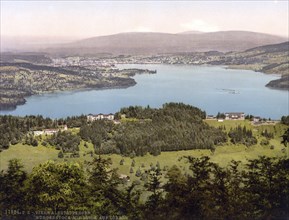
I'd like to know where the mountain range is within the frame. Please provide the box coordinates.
[44,31,287,55]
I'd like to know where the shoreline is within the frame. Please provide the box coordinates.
[0,82,137,112]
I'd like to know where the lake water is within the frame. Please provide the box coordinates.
[0,64,288,119]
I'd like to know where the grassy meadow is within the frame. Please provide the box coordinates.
[0,120,288,178]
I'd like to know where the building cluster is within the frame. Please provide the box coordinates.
[33,125,68,136]
[51,55,223,67]
[87,113,115,122]
[224,112,245,120]
[52,57,116,67]
[116,54,223,65]
[206,112,269,124]
[206,112,245,121]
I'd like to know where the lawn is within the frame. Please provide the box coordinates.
[1,141,286,177]
[0,144,58,172]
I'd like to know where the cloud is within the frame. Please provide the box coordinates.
[134,26,153,32]
[181,19,219,32]
[125,26,153,33]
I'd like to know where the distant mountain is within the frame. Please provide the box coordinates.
[44,31,287,55]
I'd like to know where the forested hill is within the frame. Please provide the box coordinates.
[0,103,227,154]
[233,41,289,76]
[244,41,289,53]
[81,103,227,156]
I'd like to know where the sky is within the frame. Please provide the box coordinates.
[1,0,288,39]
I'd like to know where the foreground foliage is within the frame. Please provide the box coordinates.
[1,156,288,219]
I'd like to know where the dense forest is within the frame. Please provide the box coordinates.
[80,103,227,156]
[0,156,288,219]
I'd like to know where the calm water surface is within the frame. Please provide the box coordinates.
[1,64,288,119]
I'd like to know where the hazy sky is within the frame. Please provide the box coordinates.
[1,0,288,39]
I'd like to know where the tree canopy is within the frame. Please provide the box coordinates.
[1,156,288,219]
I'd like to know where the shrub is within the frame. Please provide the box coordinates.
[58,151,64,158]
[31,139,38,147]
[260,139,269,146]
[120,159,124,165]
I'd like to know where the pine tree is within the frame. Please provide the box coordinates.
[0,159,27,211]
[135,168,141,177]
[143,167,164,219]
[58,151,64,158]
[131,159,135,167]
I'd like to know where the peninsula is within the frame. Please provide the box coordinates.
[0,57,156,110]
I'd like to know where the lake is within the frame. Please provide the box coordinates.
[0,64,288,119]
